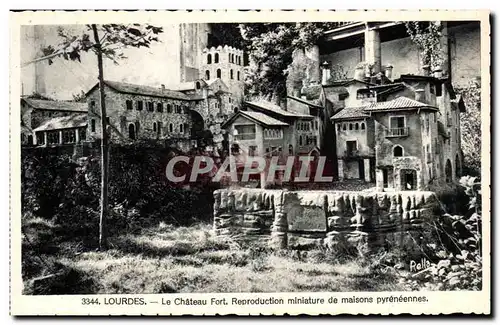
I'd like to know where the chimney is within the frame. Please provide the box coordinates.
[415,89,426,103]
[321,61,331,85]
[384,65,393,80]
[364,27,382,75]
[354,64,365,80]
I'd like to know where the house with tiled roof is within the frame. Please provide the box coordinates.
[21,98,88,145]
[330,76,463,190]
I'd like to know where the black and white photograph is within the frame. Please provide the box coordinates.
[10,10,490,315]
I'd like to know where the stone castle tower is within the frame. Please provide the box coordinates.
[200,45,245,108]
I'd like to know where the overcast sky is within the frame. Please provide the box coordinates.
[21,24,184,100]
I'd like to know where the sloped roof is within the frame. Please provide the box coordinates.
[33,114,87,132]
[245,101,313,118]
[363,97,438,112]
[221,110,289,129]
[22,98,87,112]
[331,96,438,121]
[87,80,191,101]
[331,106,370,121]
[323,78,374,88]
[287,95,323,109]
[452,95,466,112]
[240,111,289,126]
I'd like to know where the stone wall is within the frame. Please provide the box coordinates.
[213,188,440,250]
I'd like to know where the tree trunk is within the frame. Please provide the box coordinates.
[92,24,109,251]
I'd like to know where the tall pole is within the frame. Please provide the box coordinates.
[92,24,109,250]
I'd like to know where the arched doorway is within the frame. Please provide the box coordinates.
[445,159,452,183]
[128,123,136,140]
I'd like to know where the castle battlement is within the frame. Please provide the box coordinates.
[202,45,244,55]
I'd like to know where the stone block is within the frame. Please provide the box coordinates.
[287,232,324,250]
[284,192,327,232]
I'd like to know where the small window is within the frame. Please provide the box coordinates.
[299,135,303,146]
[90,100,96,112]
[91,119,96,132]
[147,102,154,112]
[169,123,173,133]
[230,69,234,79]
[136,100,143,111]
[237,71,240,81]
[342,124,347,131]
[217,69,221,78]
[167,104,172,113]
[355,123,359,130]
[126,100,133,110]
[393,145,404,157]
[196,81,201,90]
[184,123,189,134]
[175,105,182,114]
[288,144,293,155]
[180,124,184,133]
[233,107,238,113]
[349,123,353,130]
[153,122,157,132]
[361,122,365,130]
[157,103,163,113]
[228,53,232,63]
[436,84,442,97]
[207,54,212,64]
[205,70,210,80]
[214,53,219,63]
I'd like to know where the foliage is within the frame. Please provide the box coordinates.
[21,144,217,245]
[390,175,482,291]
[26,92,55,101]
[71,90,87,102]
[405,21,443,69]
[240,23,339,102]
[456,78,481,175]
[40,24,163,65]
[209,23,246,49]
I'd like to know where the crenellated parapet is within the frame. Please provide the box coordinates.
[213,188,441,250]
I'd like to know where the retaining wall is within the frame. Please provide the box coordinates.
[213,189,441,250]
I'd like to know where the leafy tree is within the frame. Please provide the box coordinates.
[71,90,87,102]
[456,78,481,175]
[26,92,55,101]
[239,22,339,103]
[404,21,443,69]
[26,24,163,249]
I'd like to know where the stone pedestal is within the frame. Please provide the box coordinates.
[375,169,384,191]
[338,159,344,181]
[363,158,371,182]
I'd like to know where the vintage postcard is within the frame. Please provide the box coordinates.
[9,9,490,316]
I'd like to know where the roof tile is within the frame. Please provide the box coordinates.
[33,114,87,132]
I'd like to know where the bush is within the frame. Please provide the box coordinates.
[21,143,218,245]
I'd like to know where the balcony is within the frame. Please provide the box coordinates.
[385,127,409,138]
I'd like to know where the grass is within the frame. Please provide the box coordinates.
[22,217,409,294]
